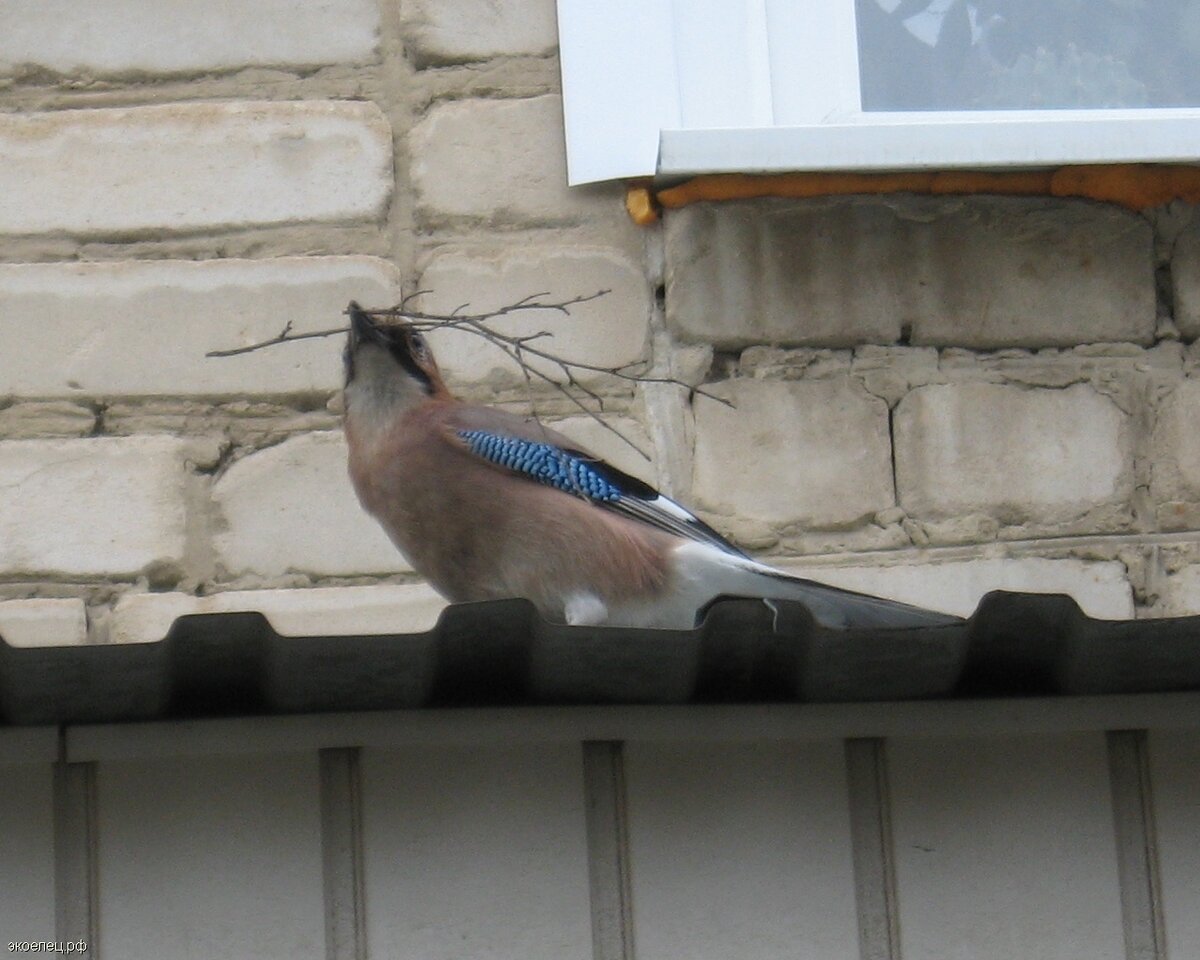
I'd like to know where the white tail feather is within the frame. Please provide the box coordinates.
[605,542,961,630]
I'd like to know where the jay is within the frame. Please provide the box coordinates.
[343,304,959,631]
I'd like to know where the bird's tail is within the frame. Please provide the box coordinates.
[668,543,962,631]
[745,566,963,630]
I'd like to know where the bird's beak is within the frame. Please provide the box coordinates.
[347,301,387,346]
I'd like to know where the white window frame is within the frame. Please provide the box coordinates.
[556,0,1200,185]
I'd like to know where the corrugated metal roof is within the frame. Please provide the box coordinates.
[3,592,1200,726]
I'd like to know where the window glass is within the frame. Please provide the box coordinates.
[857,0,1200,110]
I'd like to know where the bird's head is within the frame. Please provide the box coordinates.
[343,302,451,421]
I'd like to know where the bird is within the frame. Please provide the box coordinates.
[342,303,961,631]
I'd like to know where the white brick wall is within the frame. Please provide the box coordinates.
[0,437,189,577]
[412,96,601,226]
[0,0,380,76]
[0,402,94,438]
[895,383,1131,526]
[0,102,393,236]
[665,198,1154,349]
[692,379,894,527]
[1156,564,1200,617]
[213,432,411,578]
[111,584,447,644]
[401,0,557,66]
[1174,219,1200,340]
[0,258,399,398]
[1152,379,1200,516]
[417,247,650,392]
[0,598,88,647]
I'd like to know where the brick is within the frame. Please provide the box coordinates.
[775,557,1133,620]
[413,96,606,225]
[0,102,392,236]
[0,437,189,577]
[416,247,650,392]
[1151,379,1200,524]
[895,383,1131,525]
[1173,217,1200,340]
[213,432,411,577]
[665,197,1154,349]
[0,0,379,76]
[111,584,447,644]
[1157,563,1200,617]
[0,258,399,398]
[0,598,88,648]
[401,0,557,66]
[0,402,95,438]
[692,379,893,527]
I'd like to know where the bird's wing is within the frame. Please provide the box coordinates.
[444,407,749,558]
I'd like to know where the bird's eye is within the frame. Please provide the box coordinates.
[409,332,428,356]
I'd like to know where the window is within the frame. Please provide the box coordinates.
[557,0,1200,184]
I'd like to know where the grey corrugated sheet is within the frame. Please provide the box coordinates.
[2,591,1200,726]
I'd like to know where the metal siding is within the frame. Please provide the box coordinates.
[554,0,678,183]
[53,762,96,947]
[844,739,900,960]
[670,0,772,128]
[63,694,1200,760]
[360,743,592,960]
[764,0,862,125]
[319,748,366,960]
[889,733,1125,960]
[1148,730,1200,959]
[625,741,859,960]
[583,742,635,960]
[95,754,324,960]
[1107,731,1166,960]
[556,0,1200,180]
[0,763,54,943]
[0,727,58,764]
[6,713,1194,954]
[657,113,1200,176]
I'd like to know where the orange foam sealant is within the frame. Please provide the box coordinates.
[626,164,1200,224]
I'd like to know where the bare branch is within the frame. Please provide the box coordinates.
[204,320,342,358]
[205,288,729,456]
[475,323,648,459]
[371,288,610,326]
[398,288,431,311]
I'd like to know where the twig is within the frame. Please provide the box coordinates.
[373,289,611,325]
[204,290,610,359]
[206,289,732,459]
[206,322,341,358]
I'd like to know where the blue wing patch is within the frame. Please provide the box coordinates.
[455,427,748,557]
[457,429,620,502]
